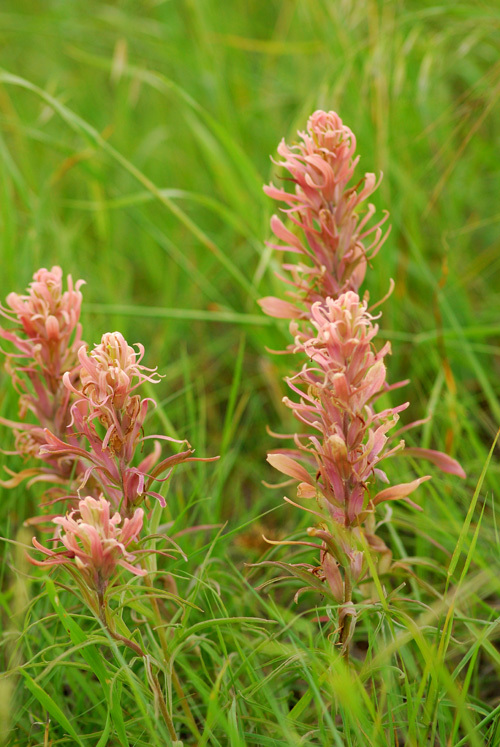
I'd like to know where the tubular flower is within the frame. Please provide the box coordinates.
[267,294,426,595]
[259,110,390,319]
[0,266,84,392]
[30,495,147,592]
[0,267,87,496]
[64,331,162,459]
[42,331,216,512]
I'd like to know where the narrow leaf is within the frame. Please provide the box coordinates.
[448,428,500,579]
[267,453,312,484]
[403,447,466,478]
[372,476,431,506]
[20,670,85,747]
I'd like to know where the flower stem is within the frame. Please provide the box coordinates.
[340,572,353,664]
[144,575,202,740]
[100,597,179,743]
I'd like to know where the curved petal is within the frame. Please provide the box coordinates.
[372,475,431,506]
[402,448,466,479]
[267,453,313,485]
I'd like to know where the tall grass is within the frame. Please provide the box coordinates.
[1,1,499,745]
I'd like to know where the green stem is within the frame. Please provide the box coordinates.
[144,575,202,741]
[340,571,353,664]
[100,596,179,743]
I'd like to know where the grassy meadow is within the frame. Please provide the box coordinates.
[1,1,500,745]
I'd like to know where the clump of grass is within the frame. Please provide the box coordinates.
[256,109,464,660]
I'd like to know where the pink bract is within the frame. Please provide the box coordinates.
[30,495,146,591]
[63,331,161,458]
[0,265,85,389]
[41,330,213,511]
[259,110,390,319]
[269,292,424,528]
[0,267,87,496]
[76,331,160,410]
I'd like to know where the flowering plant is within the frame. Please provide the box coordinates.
[0,267,86,498]
[259,111,465,653]
[31,495,146,601]
[0,270,213,516]
[42,330,203,514]
[259,110,389,320]
[0,266,218,742]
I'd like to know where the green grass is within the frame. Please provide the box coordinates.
[1,1,500,745]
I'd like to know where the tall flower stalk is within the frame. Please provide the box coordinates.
[1,266,217,742]
[0,267,87,502]
[259,110,389,320]
[42,330,204,516]
[260,111,465,654]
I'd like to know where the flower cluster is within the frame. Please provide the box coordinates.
[1,267,217,598]
[260,111,465,651]
[0,267,86,495]
[42,330,205,514]
[31,495,146,596]
[268,294,430,600]
[259,110,389,320]
[0,266,84,394]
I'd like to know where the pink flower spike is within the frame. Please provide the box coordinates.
[260,110,389,316]
[30,495,146,592]
[1,266,85,387]
[0,266,89,496]
[63,331,164,467]
[78,331,161,411]
[258,110,467,652]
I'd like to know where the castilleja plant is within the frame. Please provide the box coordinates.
[1,268,216,586]
[0,270,213,516]
[30,495,147,613]
[0,267,86,500]
[259,110,390,321]
[2,267,217,742]
[0,266,84,395]
[260,111,465,653]
[41,330,205,516]
[28,491,189,742]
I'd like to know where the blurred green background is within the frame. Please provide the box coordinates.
[1,2,500,744]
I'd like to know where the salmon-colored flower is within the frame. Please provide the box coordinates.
[42,331,216,512]
[269,293,422,528]
[259,110,390,319]
[30,495,146,592]
[265,292,464,624]
[0,267,87,497]
[63,331,161,460]
[0,266,84,390]
[76,331,159,410]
